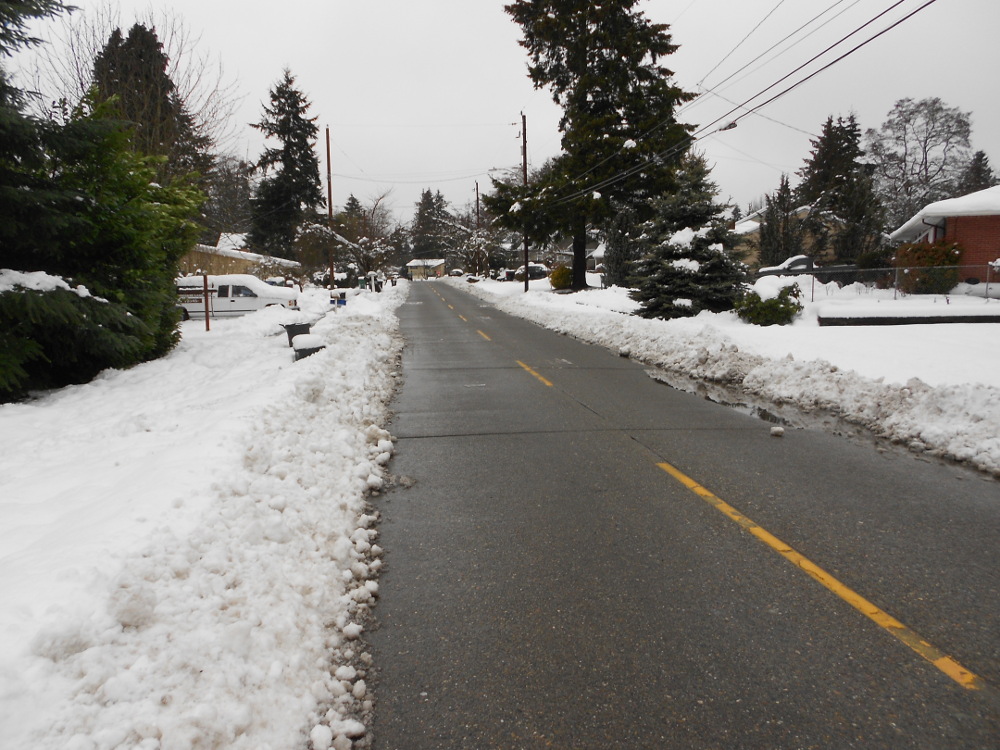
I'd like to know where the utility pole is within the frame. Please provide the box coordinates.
[475,181,481,232]
[521,112,529,293]
[326,126,334,289]
[475,180,482,276]
[325,126,333,220]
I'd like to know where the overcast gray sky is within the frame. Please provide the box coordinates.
[29,0,1000,224]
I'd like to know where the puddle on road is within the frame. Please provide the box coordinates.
[644,367,939,465]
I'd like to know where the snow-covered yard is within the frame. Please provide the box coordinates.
[1,285,406,749]
[1,270,998,749]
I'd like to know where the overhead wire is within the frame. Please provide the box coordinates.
[697,0,789,88]
[700,0,863,98]
[544,0,940,209]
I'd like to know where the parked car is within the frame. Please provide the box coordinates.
[755,255,814,278]
[756,256,859,285]
[177,274,299,319]
[515,263,550,280]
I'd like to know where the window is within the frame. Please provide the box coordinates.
[233,285,257,298]
[217,285,229,297]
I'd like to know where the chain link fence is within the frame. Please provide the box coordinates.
[759,262,1000,303]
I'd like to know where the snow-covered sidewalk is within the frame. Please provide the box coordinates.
[448,275,1000,477]
[0,284,406,749]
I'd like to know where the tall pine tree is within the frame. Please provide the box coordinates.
[955,150,997,196]
[498,1,694,289]
[757,175,804,267]
[795,114,883,262]
[249,69,323,258]
[410,189,451,259]
[92,23,212,181]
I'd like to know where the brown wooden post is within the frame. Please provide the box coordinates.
[203,273,211,331]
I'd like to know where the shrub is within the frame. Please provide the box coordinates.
[734,284,803,326]
[894,240,962,294]
[0,286,148,402]
[548,264,572,290]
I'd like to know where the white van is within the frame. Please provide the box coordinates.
[177,274,299,319]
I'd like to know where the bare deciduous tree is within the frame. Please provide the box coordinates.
[865,97,972,228]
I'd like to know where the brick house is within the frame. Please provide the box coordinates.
[889,185,1000,268]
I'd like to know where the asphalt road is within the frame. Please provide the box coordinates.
[369,281,1000,749]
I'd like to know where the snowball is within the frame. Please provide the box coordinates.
[334,665,357,682]
[310,724,334,750]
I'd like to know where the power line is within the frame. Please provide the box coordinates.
[704,0,862,98]
[697,0,789,88]
[544,0,939,209]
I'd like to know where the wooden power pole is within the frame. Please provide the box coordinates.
[521,112,529,293]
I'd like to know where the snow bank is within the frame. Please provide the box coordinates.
[447,276,1000,477]
[0,284,406,748]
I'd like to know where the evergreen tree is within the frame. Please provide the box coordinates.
[631,221,746,320]
[92,23,212,181]
[498,0,694,290]
[410,189,451,258]
[757,175,805,267]
[829,167,885,263]
[249,69,323,258]
[631,161,746,319]
[955,150,997,196]
[796,115,863,206]
[1,3,202,398]
[602,206,639,288]
[794,114,883,261]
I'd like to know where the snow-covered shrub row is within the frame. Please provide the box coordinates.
[450,278,1000,477]
[10,286,405,749]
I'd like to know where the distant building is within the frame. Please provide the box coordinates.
[180,234,301,278]
[890,186,1000,268]
[406,258,446,280]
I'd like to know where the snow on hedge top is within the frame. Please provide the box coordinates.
[891,185,1000,242]
[0,269,96,299]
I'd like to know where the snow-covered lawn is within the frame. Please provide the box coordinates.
[450,274,1000,477]
[2,270,998,749]
[0,284,405,749]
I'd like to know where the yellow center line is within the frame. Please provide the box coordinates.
[477,330,492,341]
[656,461,985,691]
[516,360,553,387]
[448,304,454,310]
[458,314,467,322]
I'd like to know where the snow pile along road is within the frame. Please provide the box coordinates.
[450,276,1000,477]
[0,284,406,749]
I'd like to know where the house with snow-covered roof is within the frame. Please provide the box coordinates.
[890,185,1000,269]
[405,258,445,280]
[179,233,302,278]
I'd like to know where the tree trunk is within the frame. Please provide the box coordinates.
[571,211,589,290]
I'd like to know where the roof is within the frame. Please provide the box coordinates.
[890,185,1000,242]
[405,258,446,268]
[191,243,301,269]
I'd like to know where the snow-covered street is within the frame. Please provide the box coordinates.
[1,273,998,749]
